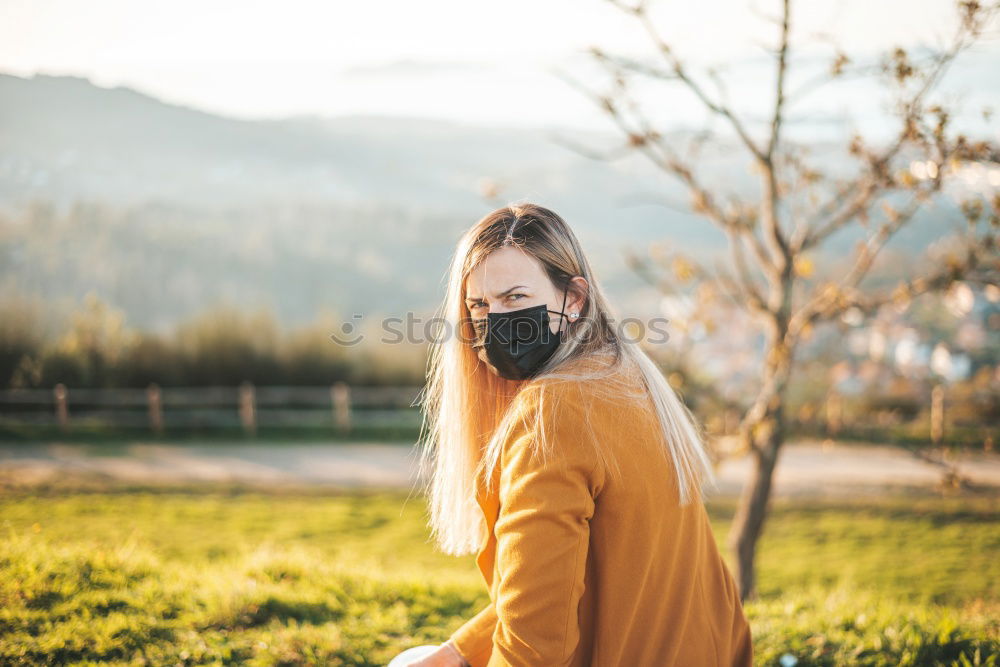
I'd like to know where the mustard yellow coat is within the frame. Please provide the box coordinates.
[447,357,753,666]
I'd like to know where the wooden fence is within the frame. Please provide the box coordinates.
[0,382,425,435]
[794,385,994,450]
[0,382,992,448]
[714,385,993,450]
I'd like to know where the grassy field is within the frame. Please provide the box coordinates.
[0,485,997,666]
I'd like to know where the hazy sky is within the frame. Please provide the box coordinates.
[2,0,997,134]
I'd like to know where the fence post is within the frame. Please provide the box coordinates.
[53,383,69,432]
[146,383,164,435]
[331,382,351,434]
[931,384,945,445]
[825,391,841,437]
[239,381,257,436]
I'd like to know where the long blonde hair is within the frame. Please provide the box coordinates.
[415,202,716,556]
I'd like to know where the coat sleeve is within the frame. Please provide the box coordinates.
[448,601,497,667]
[486,383,603,667]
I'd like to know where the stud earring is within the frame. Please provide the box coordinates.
[570,312,579,319]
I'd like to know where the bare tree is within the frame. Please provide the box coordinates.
[556,0,1000,600]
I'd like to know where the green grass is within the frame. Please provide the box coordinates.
[0,487,997,666]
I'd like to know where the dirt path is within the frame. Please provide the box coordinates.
[1,438,998,497]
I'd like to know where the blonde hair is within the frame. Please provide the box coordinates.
[415,202,716,556]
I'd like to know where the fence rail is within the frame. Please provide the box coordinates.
[0,382,426,435]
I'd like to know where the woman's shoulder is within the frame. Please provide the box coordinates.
[524,350,645,406]
[513,350,651,438]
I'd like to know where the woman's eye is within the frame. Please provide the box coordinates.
[468,294,524,310]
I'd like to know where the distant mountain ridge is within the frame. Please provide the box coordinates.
[0,72,645,212]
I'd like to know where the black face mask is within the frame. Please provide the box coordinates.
[471,285,571,381]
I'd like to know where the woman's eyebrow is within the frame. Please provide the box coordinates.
[465,285,530,301]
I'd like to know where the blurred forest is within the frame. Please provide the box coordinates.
[0,289,427,389]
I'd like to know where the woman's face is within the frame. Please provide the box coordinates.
[464,246,582,335]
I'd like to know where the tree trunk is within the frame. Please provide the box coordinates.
[727,404,786,602]
[728,285,795,601]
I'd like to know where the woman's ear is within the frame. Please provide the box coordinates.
[566,276,589,320]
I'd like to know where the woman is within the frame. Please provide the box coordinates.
[394,203,752,666]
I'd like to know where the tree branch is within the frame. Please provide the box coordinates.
[603,0,768,163]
